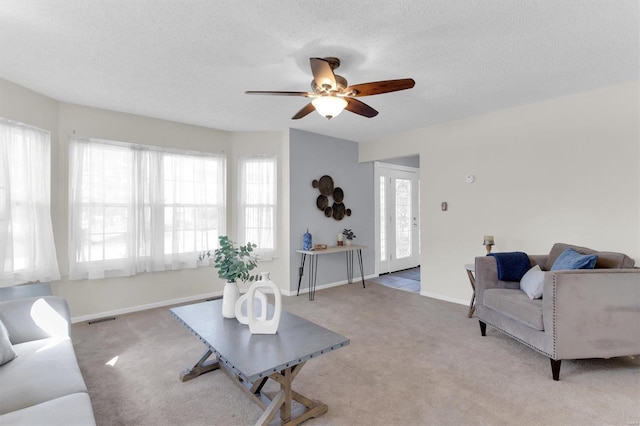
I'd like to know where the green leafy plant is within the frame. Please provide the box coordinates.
[342,229,356,240]
[199,236,259,283]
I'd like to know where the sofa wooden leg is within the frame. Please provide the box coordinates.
[550,359,561,381]
[479,321,486,336]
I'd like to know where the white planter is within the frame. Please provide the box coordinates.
[346,239,353,246]
[221,281,240,318]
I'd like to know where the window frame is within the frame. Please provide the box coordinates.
[68,137,226,279]
[237,155,278,260]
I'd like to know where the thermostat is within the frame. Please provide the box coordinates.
[465,175,475,184]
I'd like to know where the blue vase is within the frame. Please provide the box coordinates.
[303,229,312,250]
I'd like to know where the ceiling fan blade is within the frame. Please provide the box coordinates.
[346,78,415,97]
[245,91,311,97]
[292,102,316,120]
[345,98,378,118]
[310,58,336,91]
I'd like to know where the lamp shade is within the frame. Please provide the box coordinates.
[312,96,347,120]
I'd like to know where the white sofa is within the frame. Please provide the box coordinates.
[0,295,96,425]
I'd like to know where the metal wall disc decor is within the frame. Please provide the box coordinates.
[316,195,328,210]
[332,187,344,203]
[332,202,345,220]
[318,175,334,196]
[311,175,352,221]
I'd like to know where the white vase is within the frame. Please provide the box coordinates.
[346,239,352,246]
[222,281,239,318]
[235,289,267,325]
[247,272,282,334]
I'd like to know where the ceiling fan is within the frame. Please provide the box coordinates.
[245,57,415,120]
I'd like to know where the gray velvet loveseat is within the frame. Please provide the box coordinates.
[0,295,96,425]
[475,243,640,380]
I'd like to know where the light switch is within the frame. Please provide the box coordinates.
[441,202,448,211]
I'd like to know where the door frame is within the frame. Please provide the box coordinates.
[374,161,420,276]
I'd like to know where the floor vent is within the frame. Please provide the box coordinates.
[88,317,116,325]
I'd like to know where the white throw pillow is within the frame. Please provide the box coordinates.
[0,319,18,366]
[520,265,545,300]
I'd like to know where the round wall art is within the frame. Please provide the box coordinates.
[311,175,352,221]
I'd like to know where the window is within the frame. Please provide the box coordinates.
[0,118,60,286]
[379,175,386,261]
[68,137,225,280]
[237,156,277,260]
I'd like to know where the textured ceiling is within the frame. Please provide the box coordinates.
[1,1,638,143]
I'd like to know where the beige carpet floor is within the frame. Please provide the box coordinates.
[72,282,640,426]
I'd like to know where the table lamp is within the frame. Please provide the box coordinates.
[483,235,494,254]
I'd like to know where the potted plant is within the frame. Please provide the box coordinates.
[342,229,356,246]
[200,236,259,318]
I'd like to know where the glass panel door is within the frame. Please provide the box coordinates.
[375,163,420,275]
[395,178,412,261]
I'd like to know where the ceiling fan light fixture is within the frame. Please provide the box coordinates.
[312,96,347,120]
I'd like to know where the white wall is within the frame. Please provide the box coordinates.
[360,82,640,305]
[0,78,293,320]
[0,79,59,132]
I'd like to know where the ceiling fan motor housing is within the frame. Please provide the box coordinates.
[312,74,348,95]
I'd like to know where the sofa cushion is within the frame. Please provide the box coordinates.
[483,288,544,331]
[520,265,545,299]
[0,337,88,414]
[546,243,635,270]
[0,319,17,366]
[0,392,96,426]
[550,248,598,271]
[0,296,70,345]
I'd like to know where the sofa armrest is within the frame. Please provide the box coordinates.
[542,269,640,359]
[0,296,71,344]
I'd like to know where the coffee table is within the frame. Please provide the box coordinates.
[170,299,350,426]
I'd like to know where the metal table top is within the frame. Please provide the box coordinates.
[170,299,350,383]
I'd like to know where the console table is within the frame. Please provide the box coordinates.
[296,244,366,300]
[170,299,350,426]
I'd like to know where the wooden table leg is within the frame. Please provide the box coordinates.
[216,360,328,426]
[179,349,220,382]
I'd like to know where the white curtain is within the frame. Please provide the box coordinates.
[237,156,277,260]
[0,118,60,287]
[69,137,225,280]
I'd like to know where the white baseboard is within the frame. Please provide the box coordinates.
[71,274,383,323]
[420,291,468,306]
[71,291,223,323]
[281,274,376,297]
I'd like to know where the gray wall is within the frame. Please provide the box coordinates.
[289,129,374,293]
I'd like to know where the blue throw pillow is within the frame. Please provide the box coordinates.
[550,247,598,271]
